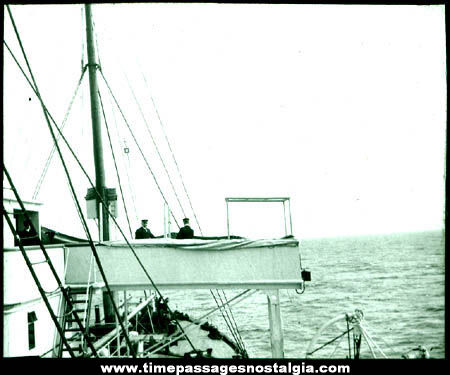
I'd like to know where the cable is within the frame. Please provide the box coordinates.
[140,72,204,235]
[98,88,133,238]
[214,290,247,356]
[5,9,196,353]
[99,70,181,230]
[307,327,354,356]
[220,289,247,355]
[140,70,253,356]
[7,40,196,352]
[5,5,137,357]
[210,290,243,354]
[32,65,88,200]
[124,71,187,219]
[4,41,94,244]
[106,91,139,224]
[139,71,252,353]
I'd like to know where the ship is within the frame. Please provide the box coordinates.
[3,3,309,359]
[5,3,418,360]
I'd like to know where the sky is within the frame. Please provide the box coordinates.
[3,3,446,240]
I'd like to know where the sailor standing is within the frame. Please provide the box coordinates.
[135,219,155,239]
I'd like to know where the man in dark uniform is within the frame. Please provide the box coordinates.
[135,219,155,239]
[176,218,194,239]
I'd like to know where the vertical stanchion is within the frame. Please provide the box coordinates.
[163,202,167,238]
[226,199,230,239]
[288,198,293,236]
[167,205,171,238]
[266,289,284,358]
[124,291,129,356]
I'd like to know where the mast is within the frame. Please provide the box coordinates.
[84,3,116,323]
[85,3,109,241]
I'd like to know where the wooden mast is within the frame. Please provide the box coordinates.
[84,3,116,323]
[85,3,109,241]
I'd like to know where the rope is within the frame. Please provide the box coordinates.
[4,41,94,247]
[6,39,196,353]
[2,167,96,358]
[359,323,388,358]
[124,71,187,219]
[6,7,198,354]
[97,89,133,238]
[214,290,246,355]
[138,71,250,355]
[140,72,204,235]
[144,290,252,357]
[106,91,139,224]
[209,290,244,355]
[5,6,137,356]
[219,289,247,355]
[139,69,251,357]
[123,143,139,223]
[329,330,346,358]
[360,326,377,358]
[359,321,396,357]
[32,65,88,200]
[99,70,181,229]
[307,327,354,356]
[346,314,352,358]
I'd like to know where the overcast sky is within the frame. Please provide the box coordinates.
[3,4,446,239]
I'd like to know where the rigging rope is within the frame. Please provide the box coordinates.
[219,289,247,354]
[140,72,203,235]
[123,142,139,223]
[97,89,133,238]
[346,314,352,358]
[209,290,244,355]
[99,70,181,229]
[307,327,354,356]
[5,34,197,354]
[212,290,247,356]
[32,65,88,200]
[2,194,78,358]
[106,90,139,224]
[137,69,248,355]
[6,5,136,357]
[359,323,388,358]
[4,42,93,243]
[4,42,137,364]
[125,72,187,219]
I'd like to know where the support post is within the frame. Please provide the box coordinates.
[163,202,167,238]
[124,290,129,356]
[288,199,293,236]
[266,289,284,358]
[226,200,230,239]
[85,3,117,323]
[167,206,171,238]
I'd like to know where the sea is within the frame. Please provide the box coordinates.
[162,230,445,359]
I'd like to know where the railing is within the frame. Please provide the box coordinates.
[225,197,293,239]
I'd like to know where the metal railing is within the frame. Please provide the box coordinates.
[225,197,293,239]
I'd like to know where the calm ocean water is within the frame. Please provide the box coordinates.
[163,230,445,358]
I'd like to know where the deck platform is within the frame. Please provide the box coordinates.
[64,238,303,290]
